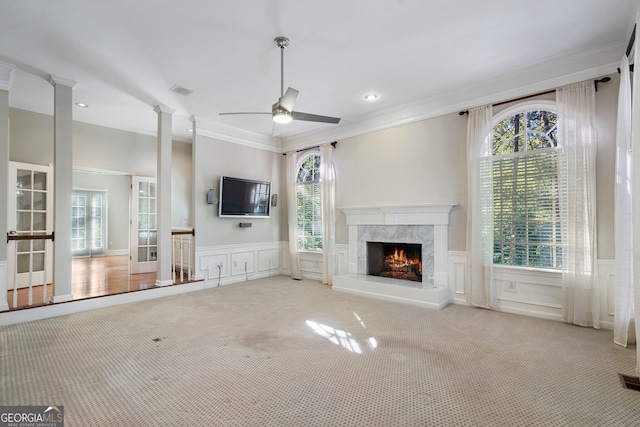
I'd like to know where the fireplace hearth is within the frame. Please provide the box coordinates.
[334,203,455,310]
[367,242,422,283]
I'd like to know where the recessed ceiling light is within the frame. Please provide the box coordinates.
[187,128,193,132]
[364,93,378,101]
[75,102,89,108]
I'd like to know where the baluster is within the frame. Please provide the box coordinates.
[12,241,18,309]
[43,240,48,304]
[28,240,33,306]
[171,234,176,283]
[188,235,192,281]
[179,235,185,283]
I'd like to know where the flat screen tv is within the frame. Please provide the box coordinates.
[219,176,271,218]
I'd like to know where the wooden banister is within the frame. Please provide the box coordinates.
[7,232,55,243]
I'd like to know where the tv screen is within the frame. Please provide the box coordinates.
[219,176,271,218]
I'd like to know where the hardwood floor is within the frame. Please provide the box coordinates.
[5,255,196,311]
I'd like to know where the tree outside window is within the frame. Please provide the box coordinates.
[296,153,322,252]
[489,108,561,269]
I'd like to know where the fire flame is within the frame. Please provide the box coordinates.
[385,248,422,273]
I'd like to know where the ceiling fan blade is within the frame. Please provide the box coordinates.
[219,112,271,116]
[292,111,341,124]
[272,122,284,137]
[279,87,299,112]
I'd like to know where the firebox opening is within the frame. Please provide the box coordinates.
[367,242,422,283]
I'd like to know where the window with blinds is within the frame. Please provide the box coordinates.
[296,153,323,252]
[489,108,561,269]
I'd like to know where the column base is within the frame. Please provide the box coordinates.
[53,294,73,303]
[156,279,174,287]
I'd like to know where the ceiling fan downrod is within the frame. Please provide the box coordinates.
[274,37,289,99]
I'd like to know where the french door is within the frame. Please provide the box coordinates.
[7,162,54,288]
[130,176,157,274]
[72,190,107,258]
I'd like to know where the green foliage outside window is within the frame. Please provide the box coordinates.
[491,109,562,269]
[296,154,322,252]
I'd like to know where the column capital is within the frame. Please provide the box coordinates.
[188,114,196,123]
[0,61,15,91]
[48,75,77,88]
[153,104,176,115]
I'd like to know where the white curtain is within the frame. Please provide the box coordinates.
[320,143,335,285]
[557,81,599,328]
[286,151,302,279]
[465,105,497,308]
[631,10,640,376]
[614,55,635,347]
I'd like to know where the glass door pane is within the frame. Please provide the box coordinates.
[131,176,157,274]
[8,162,53,288]
[72,191,107,258]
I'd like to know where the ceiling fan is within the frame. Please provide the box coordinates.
[219,37,340,135]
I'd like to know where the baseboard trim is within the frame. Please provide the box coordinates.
[0,282,206,326]
[107,249,130,256]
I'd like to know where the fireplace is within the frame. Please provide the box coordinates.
[334,203,456,310]
[367,242,422,282]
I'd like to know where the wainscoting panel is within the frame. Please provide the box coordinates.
[195,242,282,287]
[299,251,323,281]
[231,251,255,277]
[257,248,279,273]
[335,244,349,277]
[598,259,615,329]
[494,267,563,310]
[446,251,616,329]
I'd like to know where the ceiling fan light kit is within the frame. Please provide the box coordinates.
[272,108,292,124]
[219,36,340,134]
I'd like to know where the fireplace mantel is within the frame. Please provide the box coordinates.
[334,203,456,309]
[341,203,456,226]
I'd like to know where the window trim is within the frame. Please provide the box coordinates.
[295,151,323,253]
[489,99,561,270]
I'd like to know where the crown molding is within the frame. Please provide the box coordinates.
[153,104,176,114]
[280,41,624,152]
[48,74,77,88]
[0,61,14,91]
[195,119,281,153]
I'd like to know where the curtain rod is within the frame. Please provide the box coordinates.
[282,141,337,155]
[626,24,636,57]
[458,77,611,116]
[616,23,636,74]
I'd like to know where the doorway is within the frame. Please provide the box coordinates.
[72,190,107,258]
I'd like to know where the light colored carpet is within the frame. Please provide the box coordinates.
[1,276,639,426]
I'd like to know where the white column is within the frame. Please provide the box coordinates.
[0,62,13,311]
[189,115,204,280]
[154,105,174,286]
[49,75,75,303]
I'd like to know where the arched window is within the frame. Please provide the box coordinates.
[296,152,322,252]
[488,102,561,269]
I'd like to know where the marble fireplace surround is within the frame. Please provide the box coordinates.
[333,203,456,309]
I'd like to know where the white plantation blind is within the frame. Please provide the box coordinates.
[296,153,323,252]
[488,147,562,269]
[297,181,322,251]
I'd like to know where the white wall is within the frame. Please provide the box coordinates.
[332,74,618,258]
[171,140,192,228]
[193,134,281,248]
[333,112,468,251]
[9,108,192,231]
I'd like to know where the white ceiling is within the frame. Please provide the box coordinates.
[0,1,637,151]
